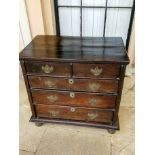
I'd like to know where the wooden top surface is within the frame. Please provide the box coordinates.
[19,35,129,64]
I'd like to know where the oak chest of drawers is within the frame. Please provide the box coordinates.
[19,35,129,133]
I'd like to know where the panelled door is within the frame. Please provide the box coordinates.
[54,0,134,48]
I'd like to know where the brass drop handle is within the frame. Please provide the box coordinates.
[88,83,101,92]
[87,112,98,120]
[41,64,54,73]
[70,107,76,112]
[68,78,74,84]
[70,92,75,98]
[50,110,59,117]
[47,95,58,103]
[90,66,103,76]
[44,80,55,88]
[89,98,97,106]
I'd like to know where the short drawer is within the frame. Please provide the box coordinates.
[28,76,118,93]
[25,61,71,77]
[32,90,116,109]
[35,104,113,123]
[73,63,120,78]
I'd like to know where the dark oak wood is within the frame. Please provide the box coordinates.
[25,61,71,77]
[19,35,129,64]
[73,63,120,78]
[28,76,118,93]
[20,60,36,117]
[113,65,126,124]
[30,116,119,130]
[107,129,116,134]
[35,104,113,123]
[20,35,129,133]
[35,122,43,127]
[31,90,116,109]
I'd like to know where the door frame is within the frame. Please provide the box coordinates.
[53,0,135,50]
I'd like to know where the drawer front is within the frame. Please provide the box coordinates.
[25,61,71,77]
[35,104,113,123]
[73,63,120,78]
[70,78,118,93]
[28,76,118,93]
[32,91,116,109]
[28,76,69,90]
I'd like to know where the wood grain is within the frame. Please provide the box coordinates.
[28,76,118,93]
[35,104,113,123]
[19,36,129,131]
[73,63,120,78]
[32,90,116,109]
[19,35,129,64]
[25,61,71,77]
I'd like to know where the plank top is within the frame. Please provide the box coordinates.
[19,35,129,63]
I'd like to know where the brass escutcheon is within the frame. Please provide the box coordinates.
[90,66,103,76]
[70,92,75,98]
[70,107,76,112]
[88,83,100,92]
[41,64,54,73]
[44,80,55,88]
[50,110,59,117]
[89,98,97,106]
[47,95,58,103]
[87,113,98,120]
[68,78,74,84]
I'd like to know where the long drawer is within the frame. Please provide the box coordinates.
[35,104,113,123]
[28,76,118,93]
[32,90,116,109]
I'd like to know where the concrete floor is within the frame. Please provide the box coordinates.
[19,65,135,155]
